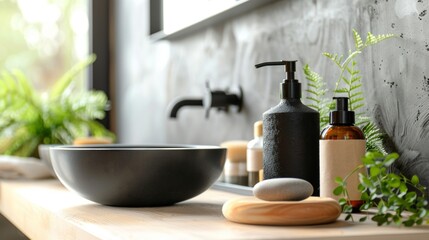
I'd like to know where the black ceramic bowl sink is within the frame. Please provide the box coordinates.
[38,144,61,178]
[50,145,226,207]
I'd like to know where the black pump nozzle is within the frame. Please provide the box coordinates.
[330,97,355,125]
[255,60,297,80]
[255,60,300,99]
[335,97,348,111]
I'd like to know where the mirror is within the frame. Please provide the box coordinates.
[150,0,278,40]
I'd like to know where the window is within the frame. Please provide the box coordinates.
[0,0,111,129]
[0,0,89,91]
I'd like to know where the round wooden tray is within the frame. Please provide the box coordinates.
[222,196,341,226]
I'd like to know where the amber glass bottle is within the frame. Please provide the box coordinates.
[320,125,364,140]
[320,97,366,211]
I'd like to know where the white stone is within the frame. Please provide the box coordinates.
[253,178,313,201]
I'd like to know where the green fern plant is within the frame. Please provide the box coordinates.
[304,29,394,153]
[303,64,330,128]
[0,54,115,157]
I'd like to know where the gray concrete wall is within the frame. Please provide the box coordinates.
[114,0,429,193]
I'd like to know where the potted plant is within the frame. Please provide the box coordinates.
[0,54,115,157]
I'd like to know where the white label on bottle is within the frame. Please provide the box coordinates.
[224,160,247,176]
[246,148,263,172]
[320,140,366,200]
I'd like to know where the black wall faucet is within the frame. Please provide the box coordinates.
[169,82,243,119]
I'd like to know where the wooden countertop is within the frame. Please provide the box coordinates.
[1,180,429,240]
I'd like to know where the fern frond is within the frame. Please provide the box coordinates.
[49,54,96,101]
[0,71,41,123]
[323,52,343,68]
[351,75,362,83]
[307,97,321,104]
[86,120,116,140]
[350,91,363,99]
[12,70,35,99]
[346,67,360,76]
[356,116,370,126]
[350,83,363,91]
[340,50,361,69]
[64,91,108,120]
[350,97,364,105]
[303,64,330,129]
[308,104,320,109]
[3,126,36,156]
[352,103,365,111]
[359,117,386,154]
[352,29,364,50]
[306,89,321,96]
[364,32,395,47]
[342,77,350,85]
[334,88,349,93]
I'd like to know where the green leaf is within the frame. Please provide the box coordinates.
[370,166,381,177]
[365,151,384,161]
[411,175,419,185]
[372,215,387,226]
[345,214,353,221]
[403,219,415,227]
[335,176,344,184]
[360,174,373,188]
[406,192,417,202]
[361,192,370,201]
[383,153,399,166]
[399,182,408,193]
[388,178,401,188]
[361,202,371,210]
[338,198,347,205]
[343,204,353,214]
[418,209,427,218]
[333,186,344,196]
[362,155,375,165]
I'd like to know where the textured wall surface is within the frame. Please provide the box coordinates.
[115,0,429,193]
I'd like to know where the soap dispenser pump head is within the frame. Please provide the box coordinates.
[255,60,301,99]
[330,97,355,125]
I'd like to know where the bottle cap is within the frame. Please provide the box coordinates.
[220,141,248,162]
[330,97,355,125]
[254,121,263,138]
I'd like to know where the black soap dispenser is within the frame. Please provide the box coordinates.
[255,60,320,195]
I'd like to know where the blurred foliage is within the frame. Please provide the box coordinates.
[0,54,115,157]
